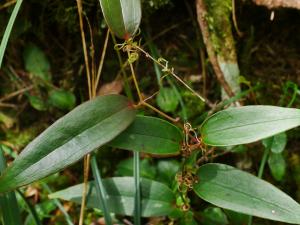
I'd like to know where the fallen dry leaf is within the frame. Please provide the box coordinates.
[97,80,123,96]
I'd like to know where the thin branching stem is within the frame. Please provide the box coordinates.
[0,0,17,10]
[141,101,179,123]
[232,0,243,37]
[79,154,91,225]
[111,34,134,100]
[83,13,96,97]
[0,102,17,108]
[76,0,92,99]
[126,48,179,123]
[146,38,188,120]
[126,50,143,101]
[75,1,93,224]
[94,29,110,95]
[0,85,33,103]
[134,45,206,103]
[200,48,207,97]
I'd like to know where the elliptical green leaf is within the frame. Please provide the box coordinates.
[194,163,300,223]
[201,106,300,146]
[99,0,141,39]
[109,116,182,154]
[49,177,177,217]
[0,95,136,193]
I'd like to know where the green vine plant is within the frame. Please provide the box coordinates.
[1,0,300,225]
[116,35,207,102]
[112,33,211,127]
[113,30,213,217]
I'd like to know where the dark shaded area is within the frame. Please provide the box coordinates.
[0,0,300,224]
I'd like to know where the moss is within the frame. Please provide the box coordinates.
[5,125,41,151]
[204,0,236,61]
[180,91,205,119]
[0,112,15,129]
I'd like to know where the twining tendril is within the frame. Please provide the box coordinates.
[128,52,139,64]
[114,34,206,102]
[114,29,141,52]
[158,57,175,74]
[176,169,198,211]
[114,37,141,64]
[177,171,197,190]
[181,122,203,157]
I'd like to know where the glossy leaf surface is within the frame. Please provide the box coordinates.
[201,106,300,146]
[194,163,300,223]
[49,177,177,217]
[109,116,182,154]
[99,0,141,39]
[0,95,135,193]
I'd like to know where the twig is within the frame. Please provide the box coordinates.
[126,50,143,101]
[0,0,17,10]
[79,154,90,225]
[145,36,189,119]
[134,45,208,103]
[83,13,96,97]
[232,0,243,37]
[196,147,230,164]
[8,66,26,87]
[94,29,110,94]
[196,0,236,99]
[75,0,92,224]
[0,85,33,102]
[0,102,17,108]
[142,91,158,102]
[141,101,179,123]
[76,0,92,99]
[126,49,179,123]
[196,148,214,165]
[200,48,207,97]
[111,34,134,100]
